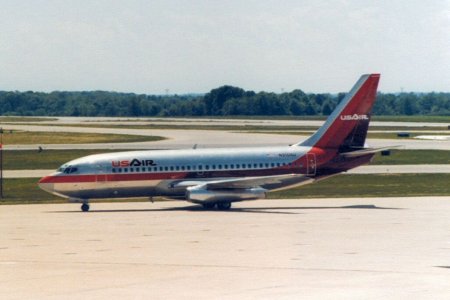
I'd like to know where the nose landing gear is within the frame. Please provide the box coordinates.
[69,198,90,212]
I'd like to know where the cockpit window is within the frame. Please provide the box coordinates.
[59,165,79,174]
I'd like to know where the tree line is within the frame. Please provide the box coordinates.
[0,86,449,117]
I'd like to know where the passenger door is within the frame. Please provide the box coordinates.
[306,153,316,176]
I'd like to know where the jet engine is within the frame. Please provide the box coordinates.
[186,186,267,203]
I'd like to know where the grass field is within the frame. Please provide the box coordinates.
[0,116,57,122]
[269,174,450,199]
[1,131,165,144]
[371,150,450,165]
[4,149,119,169]
[3,149,449,170]
[0,178,63,204]
[1,173,449,205]
[245,130,450,139]
[372,115,450,123]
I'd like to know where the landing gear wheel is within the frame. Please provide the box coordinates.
[202,203,216,210]
[81,203,90,212]
[217,202,232,210]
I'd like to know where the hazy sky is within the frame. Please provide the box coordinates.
[0,0,449,94]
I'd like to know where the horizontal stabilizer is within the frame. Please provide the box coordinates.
[339,146,401,158]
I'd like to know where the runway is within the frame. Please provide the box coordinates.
[8,116,450,128]
[1,198,450,299]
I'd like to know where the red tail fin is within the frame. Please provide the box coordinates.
[298,74,380,150]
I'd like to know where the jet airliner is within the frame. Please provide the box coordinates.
[39,74,387,212]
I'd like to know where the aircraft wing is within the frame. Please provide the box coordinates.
[173,173,311,190]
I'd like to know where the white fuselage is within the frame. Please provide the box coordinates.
[39,145,315,200]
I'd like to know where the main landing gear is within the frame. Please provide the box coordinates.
[81,202,90,212]
[202,202,232,210]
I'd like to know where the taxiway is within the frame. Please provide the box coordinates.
[1,197,450,299]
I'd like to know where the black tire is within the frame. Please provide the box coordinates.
[81,203,90,212]
[202,203,216,209]
[217,202,232,210]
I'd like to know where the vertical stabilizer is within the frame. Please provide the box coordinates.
[297,74,380,150]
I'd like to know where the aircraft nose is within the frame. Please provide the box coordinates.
[38,176,55,193]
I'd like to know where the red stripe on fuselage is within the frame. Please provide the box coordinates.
[39,166,310,184]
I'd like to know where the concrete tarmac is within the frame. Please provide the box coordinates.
[1,198,450,299]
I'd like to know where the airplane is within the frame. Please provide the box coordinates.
[39,73,388,212]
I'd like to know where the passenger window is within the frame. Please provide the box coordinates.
[230,164,234,169]
[218,164,222,169]
[224,165,228,169]
[124,168,128,172]
[112,168,116,173]
[205,165,209,170]
[187,166,191,171]
[170,166,174,171]
[181,166,185,171]
[118,168,122,173]
[164,167,168,171]
[176,166,180,171]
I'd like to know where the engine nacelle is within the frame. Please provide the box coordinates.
[186,186,267,203]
